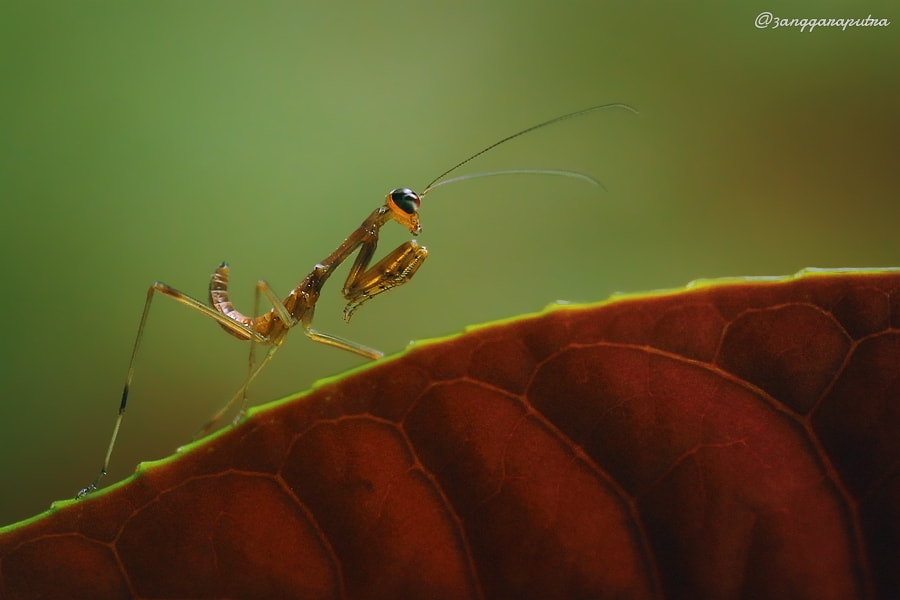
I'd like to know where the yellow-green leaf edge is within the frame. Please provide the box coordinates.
[3,267,897,534]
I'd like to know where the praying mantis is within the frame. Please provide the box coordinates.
[77,102,636,498]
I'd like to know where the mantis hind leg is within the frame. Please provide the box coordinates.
[192,342,282,440]
[77,281,267,498]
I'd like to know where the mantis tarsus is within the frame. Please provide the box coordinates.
[77,102,636,498]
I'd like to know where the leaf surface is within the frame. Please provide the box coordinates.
[1,269,898,599]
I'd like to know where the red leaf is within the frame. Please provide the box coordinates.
[1,269,898,599]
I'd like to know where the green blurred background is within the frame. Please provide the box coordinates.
[2,1,897,526]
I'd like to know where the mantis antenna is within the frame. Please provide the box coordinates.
[420,102,637,196]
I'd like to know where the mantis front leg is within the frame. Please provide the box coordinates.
[342,235,428,321]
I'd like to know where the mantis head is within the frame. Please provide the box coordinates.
[386,188,422,235]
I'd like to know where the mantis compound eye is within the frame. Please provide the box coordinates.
[388,188,420,215]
